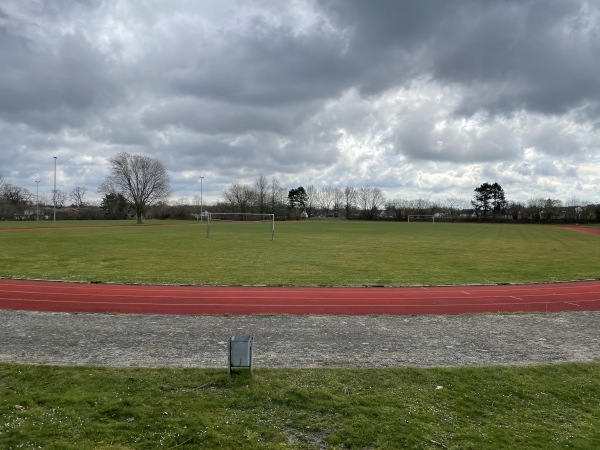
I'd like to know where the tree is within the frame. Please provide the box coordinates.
[445,197,467,221]
[69,186,88,208]
[305,185,318,218]
[507,201,524,221]
[471,182,506,219]
[332,187,344,217]
[52,189,69,208]
[254,174,269,214]
[542,198,563,221]
[288,187,308,219]
[223,182,257,214]
[526,198,544,222]
[1,179,33,218]
[357,185,385,220]
[343,186,356,219]
[269,176,287,216]
[100,193,130,219]
[318,187,335,217]
[99,152,171,224]
[490,182,507,214]
[386,199,405,221]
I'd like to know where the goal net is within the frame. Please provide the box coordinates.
[206,213,275,240]
[407,215,435,223]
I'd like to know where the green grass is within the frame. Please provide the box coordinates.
[1,362,599,449]
[1,220,599,286]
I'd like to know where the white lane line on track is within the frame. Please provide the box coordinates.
[2,297,600,307]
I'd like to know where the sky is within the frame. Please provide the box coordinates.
[1,0,599,206]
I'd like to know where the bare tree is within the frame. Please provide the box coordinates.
[305,184,317,217]
[385,199,405,221]
[52,189,69,208]
[343,186,357,219]
[318,187,335,217]
[255,174,269,214]
[444,197,466,220]
[269,176,280,215]
[507,201,524,220]
[357,185,385,220]
[332,187,344,218]
[269,176,287,216]
[1,179,33,217]
[69,186,88,208]
[223,182,257,214]
[543,198,563,221]
[526,198,545,222]
[38,193,50,207]
[99,152,171,224]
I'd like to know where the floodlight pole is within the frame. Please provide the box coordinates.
[199,176,204,222]
[35,180,39,221]
[53,157,57,226]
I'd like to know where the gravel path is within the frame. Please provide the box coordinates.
[1,310,599,368]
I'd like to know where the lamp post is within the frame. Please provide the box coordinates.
[53,157,57,226]
[199,176,204,221]
[35,180,39,221]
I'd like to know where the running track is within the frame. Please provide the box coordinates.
[1,278,600,316]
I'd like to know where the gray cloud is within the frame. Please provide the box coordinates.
[0,0,599,204]
[167,17,355,107]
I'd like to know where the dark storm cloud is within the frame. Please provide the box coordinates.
[436,1,600,117]
[0,25,122,131]
[167,15,355,107]
[318,0,600,116]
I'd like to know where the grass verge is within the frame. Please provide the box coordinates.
[1,362,599,449]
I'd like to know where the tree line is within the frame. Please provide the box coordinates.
[218,177,600,224]
[0,172,93,220]
[3,153,600,224]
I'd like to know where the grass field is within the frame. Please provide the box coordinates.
[1,220,599,286]
[1,362,599,449]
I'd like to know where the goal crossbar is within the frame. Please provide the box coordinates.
[206,213,275,240]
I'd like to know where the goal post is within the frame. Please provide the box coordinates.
[206,212,275,240]
[407,215,435,223]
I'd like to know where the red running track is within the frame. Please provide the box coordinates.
[1,278,600,316]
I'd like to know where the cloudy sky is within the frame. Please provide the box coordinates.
[1,0,599,206]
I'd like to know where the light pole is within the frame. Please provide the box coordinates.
[199,176,204,221]
[35,180,39,221]
[53,156,57,226]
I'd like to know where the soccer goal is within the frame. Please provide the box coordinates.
[407,215,435,223]
[206,213,275,240]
